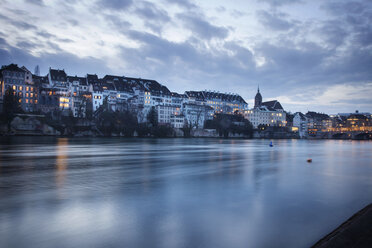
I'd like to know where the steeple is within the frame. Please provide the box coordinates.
[254,86,262,108]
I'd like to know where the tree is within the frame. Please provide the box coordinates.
[147,106,158,127]
[1,88,22,132]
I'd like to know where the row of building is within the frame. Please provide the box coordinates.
[0,64,249,129]
[2,64,369,135]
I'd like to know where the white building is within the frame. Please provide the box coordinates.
[245,106,286,128]
[170,114,185,128]
[246,88,286,128]
[183,103,214,129]
[293,112,308,138]
[202,90,248,114]
[156,105,182,125]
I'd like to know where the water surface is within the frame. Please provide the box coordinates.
[0,137,371,248]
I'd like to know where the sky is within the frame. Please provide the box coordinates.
[0,0,371,114]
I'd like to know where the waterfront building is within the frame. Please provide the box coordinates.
[67,76,92,118]
[184,90,248,115]
[245,88,286,128]
[305,111,331,135]
[185,91,206,105]
[0,64,38,112]
[202,90,248,114]
[47,68,71,111]
[156,105,181,125]
[124,76,172,121]
[170,114,185,128]
[183,103,214,129]
[245,106,286,128]
[88,74,104,112]
[293,112,308,138]
[346,114,369,128]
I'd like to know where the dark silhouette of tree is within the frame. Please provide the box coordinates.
[147,106,158,127]
[205,113,253,138]
[1,88,22,131]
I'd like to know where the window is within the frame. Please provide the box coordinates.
[19,86,23,91]
[12,85,16,90]
[25,99,29,103]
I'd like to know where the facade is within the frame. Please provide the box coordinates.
[246,88,286,128]
[293,112,308,138]
[183,103,214,129]
[0,64,38,112]
[1,63,252,131]
[245,106,286,128]
[305,111,331,135]
[170,114,185,128]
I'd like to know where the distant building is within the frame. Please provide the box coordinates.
[305,111,331,135]
[0,64,38,112]
[202,90,248,114]
[245,88,286,128]
[183,103,214,129]
[293,112,308,138]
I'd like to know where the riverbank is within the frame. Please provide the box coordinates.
[312,204,372,248]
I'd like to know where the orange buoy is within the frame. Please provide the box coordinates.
[307,159,312,163]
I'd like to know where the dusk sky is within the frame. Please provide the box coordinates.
[0,0,371,114]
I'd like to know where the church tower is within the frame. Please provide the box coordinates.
[254,86,262,108]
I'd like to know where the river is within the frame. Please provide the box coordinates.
[0,137,371,248]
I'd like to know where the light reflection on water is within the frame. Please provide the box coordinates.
[0,137,372,248]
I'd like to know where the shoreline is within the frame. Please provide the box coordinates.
[0,134,371,141]
[312,204,372,248]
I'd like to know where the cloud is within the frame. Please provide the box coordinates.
[24,0,44,6]
[0,13,37,30]
[259,0,303,7]
[322,1,366,16]
[96,0,133,11]
[177,12,229,40]
[164,0,197,9]
[257,10,296,31]
[0,0,371,113]
[317,20,348,47]
[134,1,170,33]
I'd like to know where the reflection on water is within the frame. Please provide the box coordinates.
[0,137,372,248]
[56,138,68,192]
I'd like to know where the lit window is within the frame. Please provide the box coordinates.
[26,87,29,91]
[12,85,16,90]
[19,99,22,103]
[19,86,23,91]
[26,99,29,103]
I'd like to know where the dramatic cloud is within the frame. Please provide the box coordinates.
[0,0,371,113]
[177,12,229,40]
[257,10,296,31]
[96,0,133,10]
[259,0,303,7]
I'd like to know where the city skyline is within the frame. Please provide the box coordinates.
[0,0,371,114]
